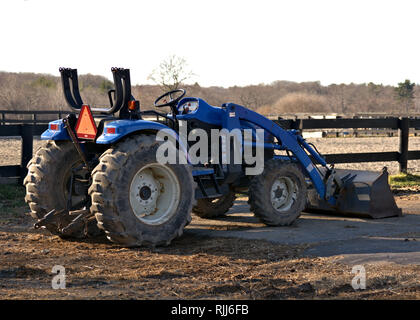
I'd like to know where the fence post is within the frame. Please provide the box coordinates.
[20,125,33,182]
[398,117,409,173]
[292,119,303,136]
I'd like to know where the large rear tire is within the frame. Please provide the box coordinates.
[89,134,195,247]
[248,159,307,226]
[24,141,101,238]
[192,191,236,218]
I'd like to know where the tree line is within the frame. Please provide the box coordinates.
[0,70,418,116]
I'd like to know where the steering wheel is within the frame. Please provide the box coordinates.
[154,89,186,108]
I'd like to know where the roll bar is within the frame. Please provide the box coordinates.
[59,67,132,115]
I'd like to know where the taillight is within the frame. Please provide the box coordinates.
[50,123,58,131]
[128,100,139,111]
[106,127,116,134]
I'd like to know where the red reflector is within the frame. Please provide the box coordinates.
[106,127,116,134]
[75,104,97,140]
[50,124,58,131]
[128,100,136,110]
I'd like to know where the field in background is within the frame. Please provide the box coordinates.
[0,136,419,175]
[305,136,420,174]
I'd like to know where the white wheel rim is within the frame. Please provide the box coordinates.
[270,176,297,212]
[129,163,180,225]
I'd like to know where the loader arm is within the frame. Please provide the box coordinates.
[221,103,402,219]
[222,103,331,201]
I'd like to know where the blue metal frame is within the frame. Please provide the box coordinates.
[176,98,225,125]
[41,118,190,163]
[41,97,333,203]
[42,119,181,145]
[176,99,331,201]
[96,119,173,144]
[220,103,329,200]
[97,119,191,163]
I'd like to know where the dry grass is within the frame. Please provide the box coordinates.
[258,92,331,115]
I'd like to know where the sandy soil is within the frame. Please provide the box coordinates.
[305,136,420,174]
[0,196,419,300]
[1,136,419,175]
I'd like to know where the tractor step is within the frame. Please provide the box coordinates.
[192,167,226,199]
[201,192,224,199]
[192,167,215,176]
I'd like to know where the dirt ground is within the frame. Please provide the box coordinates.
[0,194,419,300]
[0,136,419,299]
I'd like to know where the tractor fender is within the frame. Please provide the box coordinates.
[41,120,70,140]
[96,119,190,163]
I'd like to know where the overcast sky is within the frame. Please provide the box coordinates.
[1,0,420,87]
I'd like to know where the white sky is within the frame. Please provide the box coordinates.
[1,0,420,87]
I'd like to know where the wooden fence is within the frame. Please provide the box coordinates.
[0,110,64,125]
[275,117,420,172]
[0,124,46,183]
[0,110,419,183]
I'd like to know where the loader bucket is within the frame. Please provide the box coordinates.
[306,168,402,219]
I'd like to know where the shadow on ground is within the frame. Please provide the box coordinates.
[186,197,420,265]
[2,196,419,265]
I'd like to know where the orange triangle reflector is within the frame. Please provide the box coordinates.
[75,104,97,140]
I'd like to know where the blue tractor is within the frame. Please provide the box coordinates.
[24,68,402,246]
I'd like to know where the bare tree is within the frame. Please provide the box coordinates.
[238,85,272,110]
[148,55,194,91]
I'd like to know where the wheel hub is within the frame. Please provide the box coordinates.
[273,185,284,199]
[139,186,152,200]
[270,177,297,212]
[131,170,160,217]
[129,164,180,225]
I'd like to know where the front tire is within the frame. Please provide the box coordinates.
[248,159,307,226]
[89,134,195,247]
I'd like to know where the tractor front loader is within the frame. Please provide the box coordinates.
[24,67,401,247]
